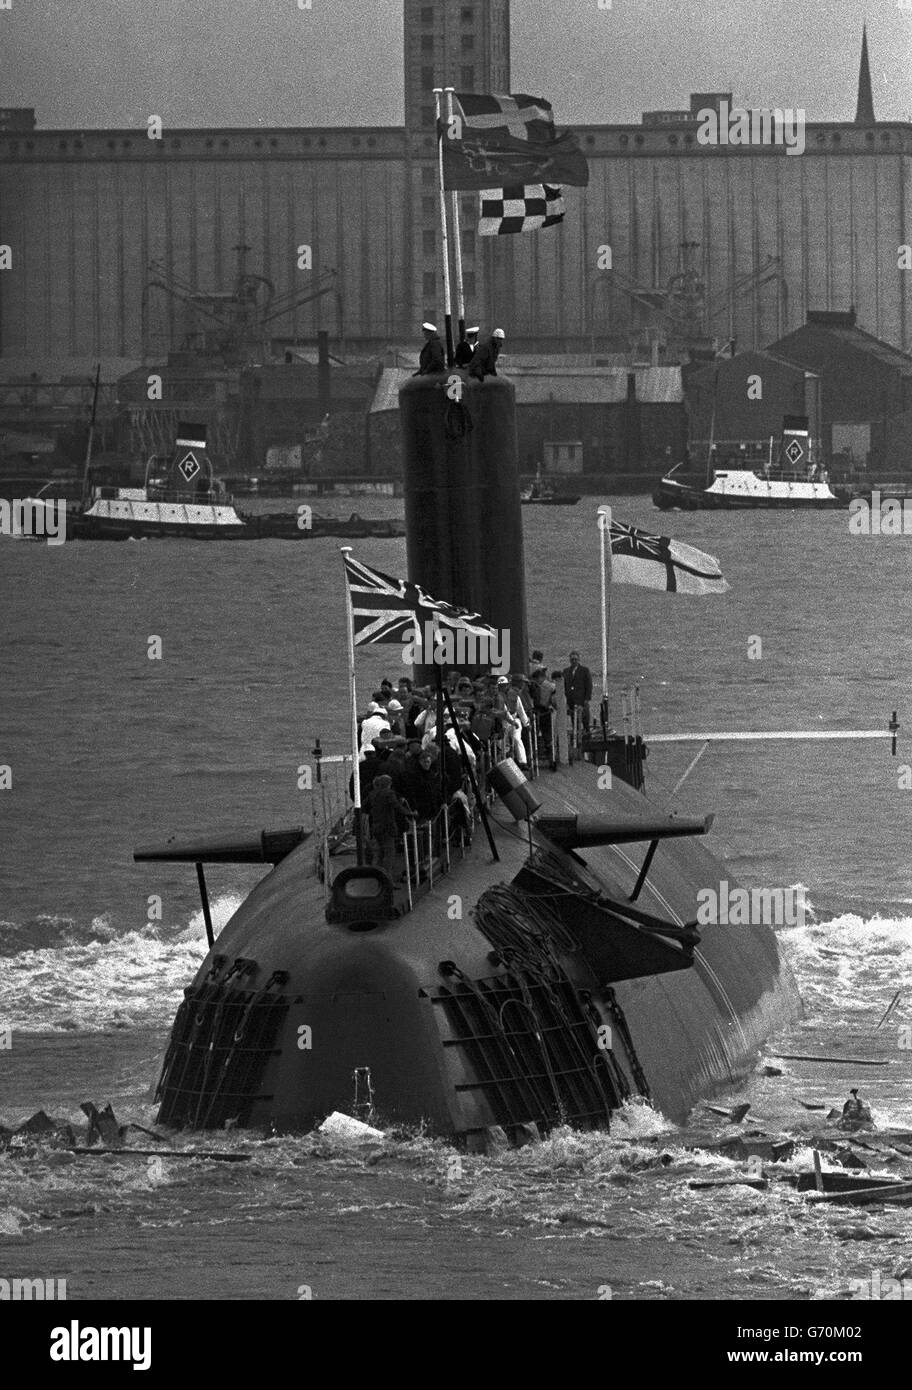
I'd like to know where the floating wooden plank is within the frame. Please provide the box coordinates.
[768,1053,892,1066]
[813,1149,824,1193]
[876,989,903,1030]
[805,1180,912,1207]
[796,1172,905,1194]
[701,1103,751,1123]
[70,1147,249,1162]
[689,1177,769,1191]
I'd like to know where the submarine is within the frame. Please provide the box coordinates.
[137,369,802,1145]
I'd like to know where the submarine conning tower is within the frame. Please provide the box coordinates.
[398,371,528,681]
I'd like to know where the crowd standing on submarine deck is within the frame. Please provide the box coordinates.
[349,659,594,867]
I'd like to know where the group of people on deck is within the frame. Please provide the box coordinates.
[415,322,505,380]
[354,653,594,867]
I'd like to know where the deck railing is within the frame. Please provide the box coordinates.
[310,683,645,913]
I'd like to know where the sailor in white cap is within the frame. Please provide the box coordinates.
[454,324,480,367]
[415,321,446,376]
[469,328,505,381]
[359,700,392,758]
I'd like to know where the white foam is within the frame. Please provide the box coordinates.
[780,911,912,1012]
[0,894,242,1033]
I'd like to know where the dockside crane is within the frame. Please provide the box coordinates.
[141,244,341,362]
[591,242,784,359]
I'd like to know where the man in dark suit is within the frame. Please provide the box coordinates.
[415,322,446,375]
[562,650,592,732]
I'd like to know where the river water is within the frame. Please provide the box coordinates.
[1,497,911,1299]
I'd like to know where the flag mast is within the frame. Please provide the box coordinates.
[445,87,466,346]
[340,547,364,864]
[597,505,612,728]
[81,362,101,509]
[434,87,455,366]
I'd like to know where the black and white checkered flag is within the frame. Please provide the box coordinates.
[478,183,565,236]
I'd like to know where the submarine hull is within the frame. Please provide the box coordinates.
[154,760,800,1137]
[151,366,801,1141]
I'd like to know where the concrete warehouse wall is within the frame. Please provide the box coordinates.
[2,124,912,360]
[0,128,411,357]
[485,131,912,355]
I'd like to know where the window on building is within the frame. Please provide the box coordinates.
[461,6,474,20]
[461,66,475,89]
[421,66,434,88]
[420,105,435,126]
[423,271,437,297]
[420,34,434,52]
[462,195,475,218]
[421,165,436,185]
[423,229,436,254]
[422,196,435,218]
[461,34,474,51]
[420,6,433,22]
[463,272,476,298]
[462,228,476,254]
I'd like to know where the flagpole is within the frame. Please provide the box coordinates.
[434,87,455,367]
[445,87,466,345]
[597,505,612,730]
[340,546,364,865]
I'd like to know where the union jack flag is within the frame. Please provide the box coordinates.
[343,554,497,645]
[608,520,729,595]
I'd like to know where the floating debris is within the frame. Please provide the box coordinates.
[688,1176,769,1191]
[317,1112,386,1142]
[710,1133,796,1163]
[81,1101,125,1148]
[1,1110,77,1149]
[806,1180,912,1208]
[875,989,903,1030]
[69,1147,250,1163]
[701,1103,751,1123]
[769,1053,893,1066]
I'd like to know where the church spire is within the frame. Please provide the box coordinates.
[855,24,875,124]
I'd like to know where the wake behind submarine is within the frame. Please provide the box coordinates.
[136,369,802,1145]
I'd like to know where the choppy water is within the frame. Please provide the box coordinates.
[2,497,912,1298]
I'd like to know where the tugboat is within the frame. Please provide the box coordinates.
[75,425,248,540]
[67,423,405,541]
[654,459,845,510]
[654,420,852,511]
[136,368,802,1144]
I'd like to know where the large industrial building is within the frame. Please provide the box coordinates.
[1,3,909,366]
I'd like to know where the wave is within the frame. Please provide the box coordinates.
[780,910,912,1017]
[0,894,243,1034]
